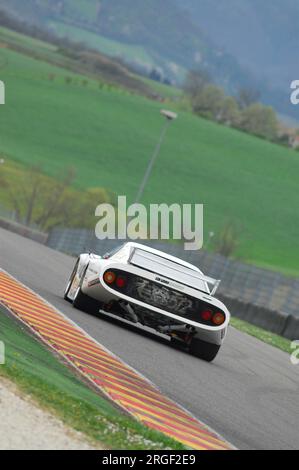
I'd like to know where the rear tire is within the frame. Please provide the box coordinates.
[189,338,220,362]
[73,286,102,315]
[73,288,89,311]
[72,265,102,315]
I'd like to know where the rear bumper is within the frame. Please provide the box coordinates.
[103,282,228,329]
[101,298,227,346]
[83,263,229,345]
[84,277,228,346]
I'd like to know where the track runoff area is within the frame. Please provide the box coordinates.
[0,269,234,455]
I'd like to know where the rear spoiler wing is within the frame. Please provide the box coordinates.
[128,247,221,296]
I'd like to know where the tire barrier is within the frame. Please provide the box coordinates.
[282,315,299,341]
[0,218,48,245]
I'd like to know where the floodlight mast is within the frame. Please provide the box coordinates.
[134,109,178,204]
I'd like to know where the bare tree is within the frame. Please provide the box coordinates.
[184,69,211,100]
[236,87,260,110]
[35,167,76,230]
[0,163,7,190]
[213,222,240,258]
[6,165,76,229]
[4,165,114,232]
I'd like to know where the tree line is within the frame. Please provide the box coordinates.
[184,70,279,142]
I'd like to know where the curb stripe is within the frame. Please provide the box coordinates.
[104,391,218,436]
[82,368,189,412]
[55,345,150,382]
[74,360,165,393]
[0,270,233,450]
[95,379,195,419]
[138,414,226,450]
[140,419,215,450]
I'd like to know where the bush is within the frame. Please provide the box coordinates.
[213,222,240,257]
[2,166,114,231]
[192,84,226,121]
[184,70,278,142]
[239,103,278,141]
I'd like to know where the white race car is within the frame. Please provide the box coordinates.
[64,242,230,362]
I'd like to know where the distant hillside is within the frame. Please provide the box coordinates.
[0,0,297,119]
[176,0,298,112]
[0,0,252,89]
[176,0,299,90]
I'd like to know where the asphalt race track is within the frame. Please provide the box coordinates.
[0,228,298,450]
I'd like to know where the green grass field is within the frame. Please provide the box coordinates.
[0,308,185,450]
[230,318,292,355]
[0,27,55,54]
[0,32,299,273]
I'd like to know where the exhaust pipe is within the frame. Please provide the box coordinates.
[119,301,139,323]
[158,324,195,334]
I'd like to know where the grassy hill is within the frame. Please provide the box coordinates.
[0,29,299,274]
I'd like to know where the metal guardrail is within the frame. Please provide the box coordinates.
[47,228,299,318]
[217,293,299,340]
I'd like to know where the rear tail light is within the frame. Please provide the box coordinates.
[116,276,126,288]
[103,271,127,289]
[201,309,213,321]
[103,271,116,284]
[212,312,225,326]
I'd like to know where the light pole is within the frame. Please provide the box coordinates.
[135,109,177,204]
[205,231,215,250]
